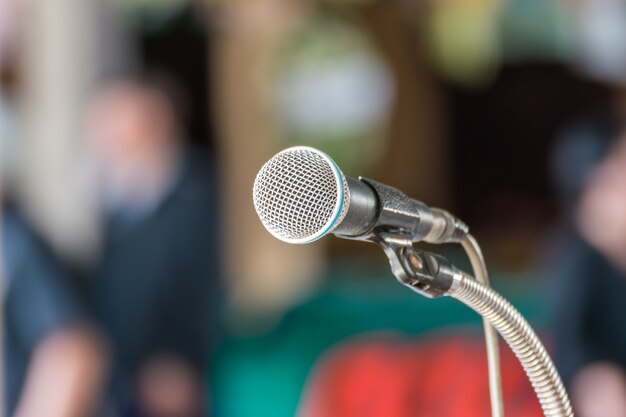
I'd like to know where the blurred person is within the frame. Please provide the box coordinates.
[2,199,109,417]
[84,76,221,417]
[552,132,626,417]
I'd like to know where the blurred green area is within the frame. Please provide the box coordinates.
[213,259,547,417]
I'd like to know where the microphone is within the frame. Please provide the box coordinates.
[252,146,468,245]
[252,146,575,417]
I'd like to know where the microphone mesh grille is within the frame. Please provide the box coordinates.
[253,147,349,243]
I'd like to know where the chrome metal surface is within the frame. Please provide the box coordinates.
[461,235,504,417]
[386,245,573,417]
[449,273,573,417]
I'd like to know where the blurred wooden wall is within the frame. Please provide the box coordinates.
[214,0,449,317]
[214,1,326,318]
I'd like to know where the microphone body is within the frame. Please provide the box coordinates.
[252,146,468,245]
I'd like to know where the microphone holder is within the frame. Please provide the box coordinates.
[376,236,573,417]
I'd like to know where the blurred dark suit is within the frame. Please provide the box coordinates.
[3,202,87,416]
[86,150,221,414]
[552,231,626,387]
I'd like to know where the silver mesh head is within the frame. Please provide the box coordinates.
[253,146,350,244]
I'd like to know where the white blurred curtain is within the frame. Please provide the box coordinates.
[17,0,133,263]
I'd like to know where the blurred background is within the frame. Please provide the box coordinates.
[3,0,626,417]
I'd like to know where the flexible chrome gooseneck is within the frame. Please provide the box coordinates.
[449,272,573,417]
[378,241,573,417]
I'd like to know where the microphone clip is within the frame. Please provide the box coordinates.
[377,236,461,298]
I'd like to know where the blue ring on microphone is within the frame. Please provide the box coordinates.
[308,158,345,243]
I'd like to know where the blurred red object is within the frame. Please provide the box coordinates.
[299,333,542,417]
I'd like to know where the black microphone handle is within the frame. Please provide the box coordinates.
[333,177,468,244]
